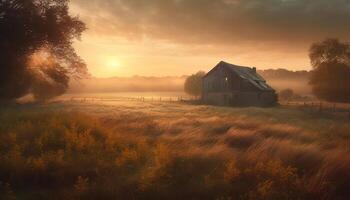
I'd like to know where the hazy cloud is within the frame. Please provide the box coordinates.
[69,0,350,74]
[71,0,350,45]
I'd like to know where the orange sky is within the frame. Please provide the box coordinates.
[70,0,350,78]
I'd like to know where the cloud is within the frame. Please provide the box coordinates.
[71,0,350,45]
[69,0,350,73]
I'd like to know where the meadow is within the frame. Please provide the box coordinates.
[0,100,349,200]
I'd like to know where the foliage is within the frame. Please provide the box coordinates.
[184,71,206,97]
[259,69,310,80]
[0,0,87,101]
[31,61,70,102]
[224,160,305,200]
[309,39,350,102]
[0,102,350,199]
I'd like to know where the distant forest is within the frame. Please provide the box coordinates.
[69,69,312,95]
[258,69,310,80]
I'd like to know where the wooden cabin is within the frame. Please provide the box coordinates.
[202,61,277,106]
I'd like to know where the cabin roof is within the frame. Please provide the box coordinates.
[205,61,274,91]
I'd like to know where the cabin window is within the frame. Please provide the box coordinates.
[224,77,229,89]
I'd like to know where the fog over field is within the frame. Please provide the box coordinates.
[69,69,311,95]
[69,76,187,93]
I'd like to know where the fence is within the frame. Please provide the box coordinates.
[63,96,350,112]
[282,101,350,111]
[280,101,350,120]
[61,97,350,119]
[64,96,195,103]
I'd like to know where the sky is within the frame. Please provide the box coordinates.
[70,0,350,77]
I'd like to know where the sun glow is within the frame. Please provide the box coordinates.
[97,56,123,77]
[105,57,121,69]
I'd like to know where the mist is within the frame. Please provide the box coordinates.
[68,76,187,93]
[68,69,311,95]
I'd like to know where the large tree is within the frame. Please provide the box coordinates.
[184,71,205,98]
[0,0,87,101]
[309,39,350,102]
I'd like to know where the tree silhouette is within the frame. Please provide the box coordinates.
[309,39,350,102]
[184,71,205,98]
[0,0,87,101]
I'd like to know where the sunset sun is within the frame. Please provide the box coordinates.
[100,56,122,75]
[105,57,121,69]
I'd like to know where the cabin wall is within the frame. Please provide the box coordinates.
[202,66,237,93]
[203,66,260,95]
[234,91,277,106]
[202,91,277,107]
[202,65,277,107]
[203,67,238,93]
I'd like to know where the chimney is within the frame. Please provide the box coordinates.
[252,67,256,72]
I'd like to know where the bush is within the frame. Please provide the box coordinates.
[184,71,206,98]
[224,160,306,200]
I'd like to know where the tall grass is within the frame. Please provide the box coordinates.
[0,101,349,199]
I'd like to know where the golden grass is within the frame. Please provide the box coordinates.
[0,100,349,199]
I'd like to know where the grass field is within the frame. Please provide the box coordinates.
[0,100,350,199]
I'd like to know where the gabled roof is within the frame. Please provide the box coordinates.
[205,61,274,91]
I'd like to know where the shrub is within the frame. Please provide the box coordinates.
[224,160,306,200]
